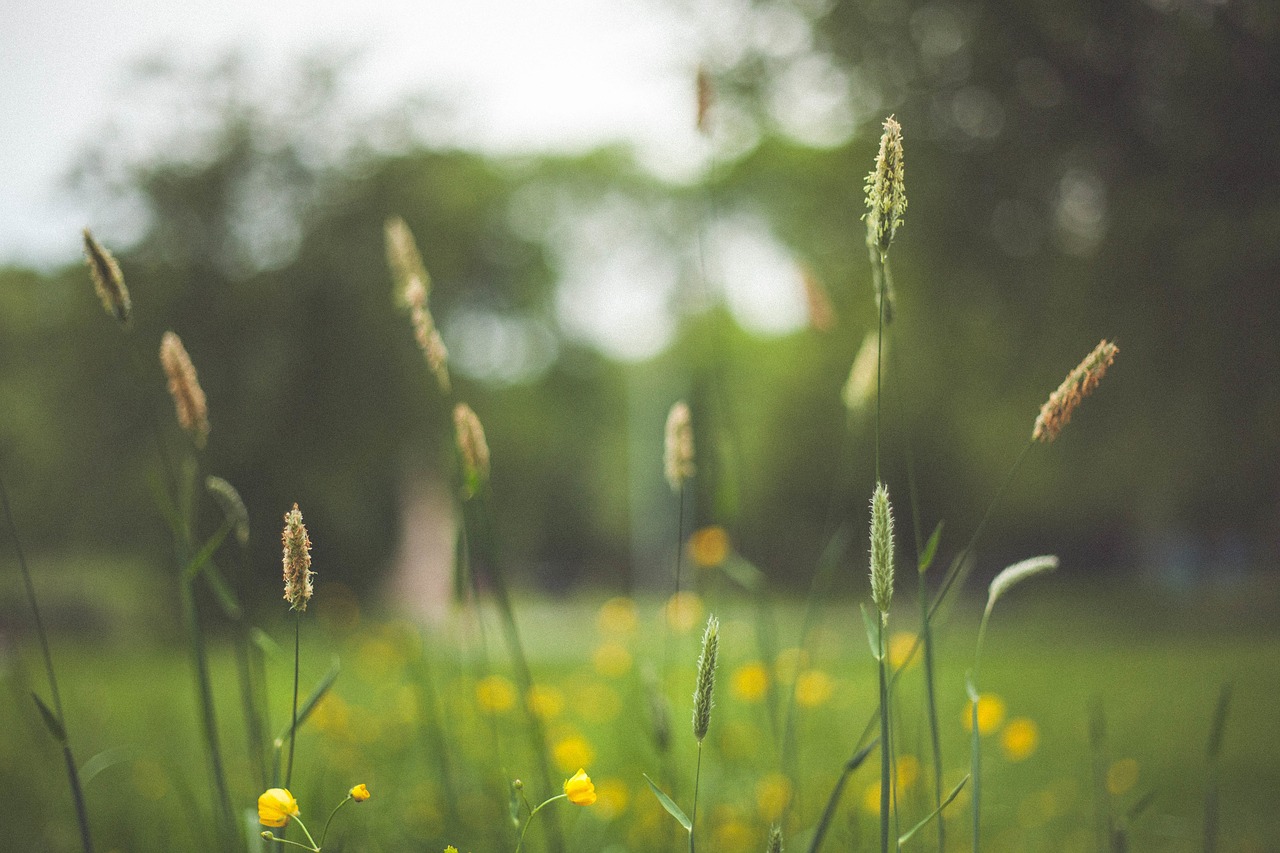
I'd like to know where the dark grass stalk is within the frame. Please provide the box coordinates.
[968,608,993,852]
[689,743,704,853]
[1089,700,1113,851]
[461,496,563,853]
[1203,682,1232,853]
[285,612,301,790]
[877,618,890,853]
[1,473,96,853]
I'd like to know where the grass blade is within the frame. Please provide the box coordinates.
[274,655,341,743]
[645,774,692,831]
[32,692,67,744]
[918,521,943,574]
[899,773,968,846]
[1203,682,1232,853]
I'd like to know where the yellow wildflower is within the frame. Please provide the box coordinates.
[258,788,299,828]
[755,773,793,822]
[794,669,834,707]
[350,783,370,802]
[596,596,638,635]
[888,631,918,670]
[689,525,731,568]
[475,674,517,713]
[1002,717,1040,762]
[593,643,633,677]
[1107,758,1140,796]
[731,662,769,702]
[963,693,1007,735]
[553,736,596,773]
[526,684,565,720]
[664,591,704,633]
[563,768,597,806]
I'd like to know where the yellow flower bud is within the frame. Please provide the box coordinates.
[350,783,370,802]
[563,768,597,806]
[258,788,299,828]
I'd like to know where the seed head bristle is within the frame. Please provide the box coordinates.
[692,614,719,742]
[1032,340,1119,443]
[82,228,131,325]
[453,403,491,496]
[985,555,1059,619]
[159,331,209,448]
[664,400,695,492]
[863,116,907,255]
[869,482,895,615]
[281,503,313,611]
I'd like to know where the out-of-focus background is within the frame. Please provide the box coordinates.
[3,0,1277,605]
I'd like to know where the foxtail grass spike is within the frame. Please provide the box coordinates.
[159,331,210,449]
[453,403,491,497]
[385,216,430,305]
[985,555,1058,619]
[281,503,314,611]
[205,476,249,546]
[869,483,895,615]
[767,823,784,853]
[864,116,907,255]
[82,228,130,325]
[1033,340,1118,442]
[665,400,696,492]
[692,615,719,742]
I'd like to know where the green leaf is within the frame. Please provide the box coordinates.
[252,627,284,659]
[843,737,878,774]
[274,656,341,742]
[860,602,881,661]
[80,745,140,787]
[182,522,231,583]
[898,774,969,846]
[721,555,764,591]
[1207,682,1233,761]
[508,780,524,827]
[644,774,691,832]
[918,521,943,574]
[31,693,66,744]
[197,558,242,621]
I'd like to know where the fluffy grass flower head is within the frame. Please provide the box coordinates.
[692,614,720,742]
[258,788,299,827]
[664,400,695,492]
[281,503,314,611]
[159,331,209,448]
[564,768,597,806]
[864,116,907,254]
[868,482,895,616]
[1033,340,1118,442]
[453,403,491,497]
[82,227,131,325]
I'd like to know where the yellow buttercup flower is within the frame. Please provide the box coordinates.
[731,662,769,702]
[475,674,517,713]
[963,693,1007,735]
[563,768,597,806]
[350,783,371,802]
[553,735,596,773]
[258,788,299,827]
[1002,717,1040,762]
[794,669,834,707]
[689,525,731,568]
[888,631,918,670]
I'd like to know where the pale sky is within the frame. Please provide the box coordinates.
[0,0,711,265]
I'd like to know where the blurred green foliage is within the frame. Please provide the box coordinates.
[2,0,1279,607]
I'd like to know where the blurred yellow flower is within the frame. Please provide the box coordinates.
[258,788,299,827]
[526,685,565,720]
[665,591,704,633]
[794,669,834,707]
[962,693,1007,735]
[712,821,756,853]
[350,783,370,802]
[573,682,622,723]
[755,773,793,822]
[563,768,597,806]
[475,675,517,714]
[731,662,769,702]
[1107,758,1140,796]
[553,735,596,773]
[594,778,630,819]
[593,643,633,677]
[689,526,731,568]
[596,597,639,635]
[895,754,920,792]
[862,781,882,815]
[888,631,918,670]
[1002,717,1040,762]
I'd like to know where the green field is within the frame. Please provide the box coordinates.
[4,559,1277,852]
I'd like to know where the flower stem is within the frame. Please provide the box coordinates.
[317,795,353,849]
[286,610,301,789]
[878,617,891,853]
[690,741,704,853]
[514,794,566,853]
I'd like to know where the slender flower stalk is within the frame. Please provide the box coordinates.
[867,484,896,853]
[281,504,313,790]
[1,474,95,853]
[514,771,595,853]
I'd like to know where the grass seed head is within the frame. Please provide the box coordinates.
[1033,340,1119,442]
[453,403,491,497]
[385,216,430,306]
[206,475,249,546]
[82,228,131,325]
[281,503,314,611]
[159,331,209,448]
[864,116,907,255]
[664,400,695,492]
[869,482,895,615]
[692,614,720,742]
[985,555,1059,619]
[767,823,784,853]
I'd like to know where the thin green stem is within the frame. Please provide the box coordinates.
[690,741,704,853]
[317,795,353,848]
[286,610,301,789]
[514,794,566,853]
[875,251,886,484]
[970,608,994,853]
[179,574,234,845]
[877,617,890,853]
[293,814,320,851]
